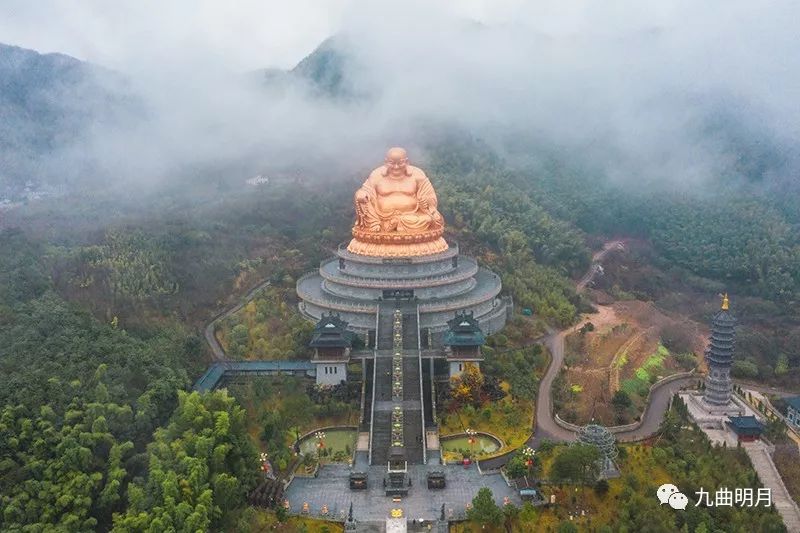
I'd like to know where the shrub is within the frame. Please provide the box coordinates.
[732,359,759,379]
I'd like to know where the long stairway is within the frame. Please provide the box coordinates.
[377,307,394,350]
[360,359,374,432]
[422,358,434,427]
[370,355,393,465]
[743,441,800,531]
[370,306,396,466]
[369,301,426,466]
[401,308,424,464]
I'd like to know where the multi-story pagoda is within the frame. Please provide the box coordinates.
[703,294,736,406]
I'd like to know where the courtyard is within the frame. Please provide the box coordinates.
[284,452,521,523]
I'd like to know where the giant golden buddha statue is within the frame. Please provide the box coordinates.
[347,147,448,257]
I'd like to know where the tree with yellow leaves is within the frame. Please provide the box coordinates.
[450,363,485,408]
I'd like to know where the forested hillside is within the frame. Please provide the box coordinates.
[0,44,135,191]
[0,227,269,531]
[432,143,590,326]
[0,230,196,530]
[517,151,800,306]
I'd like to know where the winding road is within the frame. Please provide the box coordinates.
[204,279,272,361]
[482,240,697,469]
[532,240,626,445]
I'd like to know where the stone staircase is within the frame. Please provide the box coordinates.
[371,351,395,466]
[402,308,418,350]
[375,356,393,402]
[371,409,392,466]
[360,358,373,432]
[377,306,396,350]
[743,441,800,532]
[401,304,425,464]
[422,358,434,427]
[369,305,395,465]
[402,352,424,464]
[369,300,428,466]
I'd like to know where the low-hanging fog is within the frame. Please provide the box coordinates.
[1,0,798,193]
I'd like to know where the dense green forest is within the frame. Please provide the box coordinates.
[112,391,258,531]
[432,143,591,326]
[0,227,279,531]
[433,138,800,382]
[518,148,800,306]
[0,229,205,531]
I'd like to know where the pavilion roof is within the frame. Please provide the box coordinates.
[726,415,764,435]
[443,312,486,347]
[309,313,354,348]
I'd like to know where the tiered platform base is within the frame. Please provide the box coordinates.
[297,243,510,346]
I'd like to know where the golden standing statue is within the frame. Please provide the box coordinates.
[347,147,448,257]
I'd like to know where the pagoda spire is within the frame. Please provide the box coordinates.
[703,293,736,405]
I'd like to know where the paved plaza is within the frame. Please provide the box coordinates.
[285,459,520,523]
[679,392,754,446]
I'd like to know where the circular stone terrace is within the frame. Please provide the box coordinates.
[296,243,510,339]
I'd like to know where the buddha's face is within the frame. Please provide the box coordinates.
[385,148,408,177]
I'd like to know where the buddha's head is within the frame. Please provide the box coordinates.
[383,147,411,177]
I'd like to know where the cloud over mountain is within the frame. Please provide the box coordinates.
[1,1,798,193]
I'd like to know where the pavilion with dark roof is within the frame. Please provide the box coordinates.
[726,415,765,443]
[443,312,486,378]
[309,313,354,385]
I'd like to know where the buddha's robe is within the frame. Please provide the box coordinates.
[354,166,444,233]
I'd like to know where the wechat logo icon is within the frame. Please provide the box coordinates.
[657,483,688,510]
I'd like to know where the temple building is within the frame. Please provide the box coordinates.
[443,312,485,378]
[726,415,764,443]
[309,313,353,385]
[703,294,736,406]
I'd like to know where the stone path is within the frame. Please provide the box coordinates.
[425,430,439,451]
[204,279,271,361]
[743,441,800,532]
[357,432,370,451]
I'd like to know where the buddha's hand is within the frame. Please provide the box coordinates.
[355,189,369,203]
